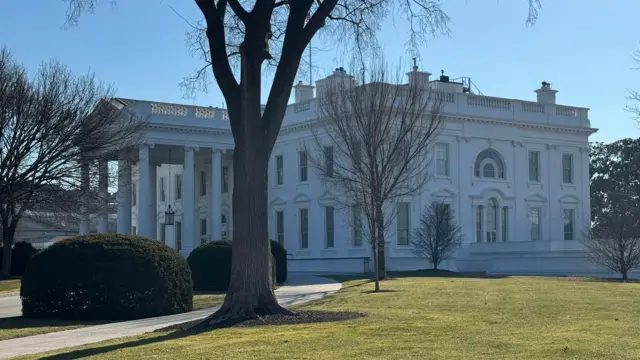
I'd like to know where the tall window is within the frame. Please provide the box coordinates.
[563,209,575,240]
[529,207,541,241]
[486,198,498,243]
[352,205,363,247]
[501,207,508,242]
[325,206,335,248]
[176,221,182,250]
[476,206,483,242]
[528,151,540,182]
[222,166,229,193]
[474,149,505,179]
[299,208,309,249]
[562,154,573,184]
[324,146,334,178]
[200,218,207,237]
[160,177,166,202]
[396,202,410,245]
[275,155,284,185]
[276,210,285,246]
[435,143,450,176]
[200,171,207,196]
[299,151,308,182]
[175,174,182,200]
[132,225,137,235]
[132,182,137,206]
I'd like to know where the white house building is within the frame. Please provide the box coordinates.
[96,66,608,276]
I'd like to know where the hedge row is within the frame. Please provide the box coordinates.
[0,241,38,277]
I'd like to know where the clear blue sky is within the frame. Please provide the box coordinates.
[1,0,639,143]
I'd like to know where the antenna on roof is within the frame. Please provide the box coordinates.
[412,57,418,72]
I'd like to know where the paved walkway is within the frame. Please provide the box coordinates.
[0,275,341,359]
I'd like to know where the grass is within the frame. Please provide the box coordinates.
[0,292,225,342]
[13,272,640,360]
[0,279,20,294]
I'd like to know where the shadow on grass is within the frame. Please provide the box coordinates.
[0,316,104,331]
[38,328,203,360]
[324,270,508,284]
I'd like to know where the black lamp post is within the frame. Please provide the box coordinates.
[164,205,175,226]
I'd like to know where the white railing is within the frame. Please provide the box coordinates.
[521,101,545,113]
[467,95,511,110]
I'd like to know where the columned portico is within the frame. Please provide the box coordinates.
[149,161,157,239]
[137,144,152,237]
[211,149,222,240]
[79,159,90,235]
[182,146,197,254]
[117,159,132,233]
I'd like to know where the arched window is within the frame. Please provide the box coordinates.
[486,198,498,242]
[474,149,505,179]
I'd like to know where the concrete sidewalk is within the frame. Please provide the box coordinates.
[0,275,341,359]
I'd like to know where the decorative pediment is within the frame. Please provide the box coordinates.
[558,194,580,204]
[470,187,514,201]
[525,193,548,203]
[270,196,287,206]
[431,187,457,200]
[293,193,312,203]
[317,189,338,206]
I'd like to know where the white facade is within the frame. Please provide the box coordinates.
[103,69,617,277]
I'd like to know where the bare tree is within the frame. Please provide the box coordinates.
[62,0,542,322]
[308,59,443,291]
[584,217,640,281]
[0,47,142,279]
[412,201,462,271]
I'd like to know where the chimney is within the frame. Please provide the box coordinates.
[535,81,557,104]
[407,58,430,89]
[316,67,356,98]
[293,81,314,103]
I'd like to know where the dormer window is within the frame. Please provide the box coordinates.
[474,149,506,179]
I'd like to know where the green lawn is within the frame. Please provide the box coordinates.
[0,279,20,294]
[14,273,640,360]
[0,292,225,341]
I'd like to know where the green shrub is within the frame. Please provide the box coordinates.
[0,241,38,277]
[270,240,288,283]
[188,240,278,291]
[21,234,193,320]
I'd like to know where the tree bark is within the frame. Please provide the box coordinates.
[622,270,628,281]
[0,222,13,280]
[375,204,386,279]
[372,230,380,292]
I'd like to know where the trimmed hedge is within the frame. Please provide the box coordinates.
[0,241,38,277]
[188,240,278,291]
[270,240,288,284]
[21,234,193,320]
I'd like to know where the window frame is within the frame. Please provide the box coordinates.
[563,208,575,240]
[175,174,183,200]
[396,202,410,246]
[275,210,285,246]
[352,205,363,247]
[325,206,335,248]
[528,150,540,182]
[200,170,207,196]
[324,146,334,178]
[275,154,284,185]
[298,151,308,182]
[160,177,166,202]
[529,207,541,241]
[562,153,574,184]
[435,142,450,176]
[299,208,309,249]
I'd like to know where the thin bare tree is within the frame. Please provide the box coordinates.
[0,47,142,279]
[308,59,443,291]
[412,201,463,271]
[584,216,640,281]
[62,0,542,322]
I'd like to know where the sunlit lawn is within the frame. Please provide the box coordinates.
[0,292,225,341]
[0,279,20,294]
[13,273,640,360]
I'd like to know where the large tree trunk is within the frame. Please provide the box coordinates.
[622,269,628,281]
[0,223,13,280]
[375,204,386,279]
[372,228,380,292]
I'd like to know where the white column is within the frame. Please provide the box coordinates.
[79,159,91,235]
[138,145,151,237]
[149,163,157,239]
[183,146,197,253]
[97,159,109,233]
[211,149,222,240]
[481,205,486,243]
[117,159,132,234]
[496,204,502,243]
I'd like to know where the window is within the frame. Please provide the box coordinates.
[200,218,207,237]
[528,151,540,182]
[501,207,508,242]
[476,206,483,242]
[160,225,166,243]
[176,221,182,250]
[325,206,335,248]
[132,183,137,206]
[486,198,498,243]
[175,174,182,200]
[160,177,166,202]
[276,210,285,246]
[474,148,505,179]
[299,208,309,249]
[435,143,450,176]
[562,153,573,184]
[529,207,541,241]
[222,166,229,193]
[132,226,137,235]
[397,202,410,245]
[200,171,207,196]
[324,146,334,177]
[563,209,575,240]
[275,155,284,185]
[299,151,308,182]
[352,205,363,247]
